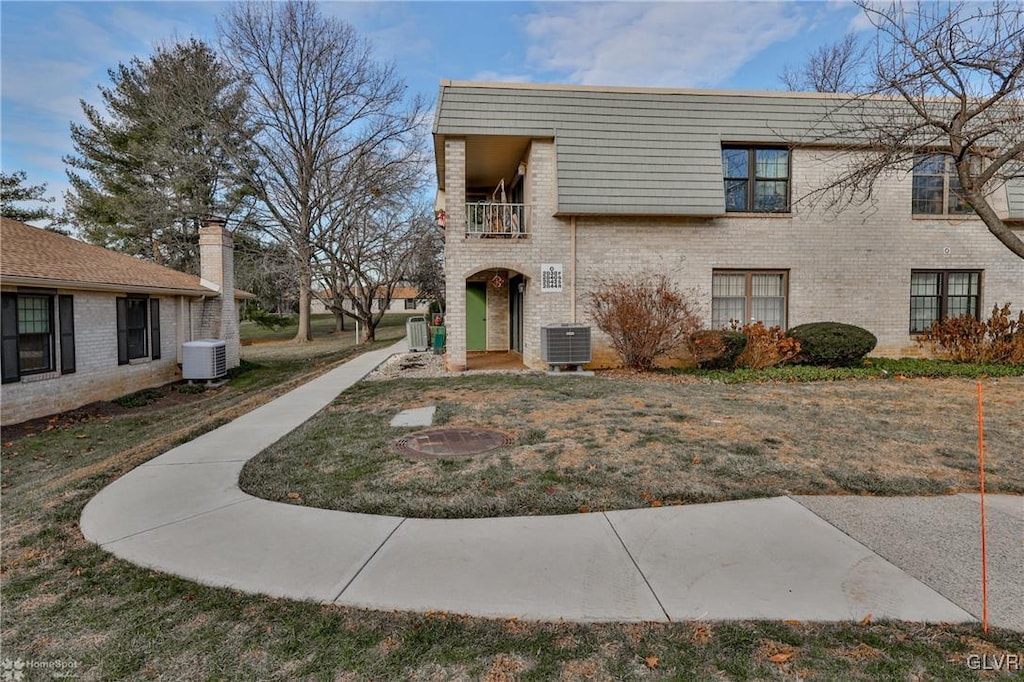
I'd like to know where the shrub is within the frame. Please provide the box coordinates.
[917,303,1024,365]
[586,273,702,371]
[244,305,295,330]
[733,322,801,369]
[687,330,748,369]
[789,322,877,367]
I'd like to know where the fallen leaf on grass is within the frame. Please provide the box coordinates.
[287,492,301,500]
[75,434,88,439]
[644,655,659,669]
[859,613,872,626]
[692,456,701,465]
[579,506,589,514]
[692,625,712,644]
[769,652,793,663]
[784,619,801,625]
[650,500,662,507]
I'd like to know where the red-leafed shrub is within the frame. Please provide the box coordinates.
[917,303,1024,365]
[732,321,801,369]
[587,274,702,371]
[687,330,748,369]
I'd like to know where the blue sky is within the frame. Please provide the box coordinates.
[1,1,866,215]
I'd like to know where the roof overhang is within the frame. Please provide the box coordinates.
[0,275,219,298]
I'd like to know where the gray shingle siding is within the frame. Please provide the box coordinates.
[434,83,1017,218]
[1008,179,1024,220]
[433,84,864,216]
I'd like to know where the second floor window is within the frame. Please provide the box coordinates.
[722,147,790,213]
[912,153,975,216]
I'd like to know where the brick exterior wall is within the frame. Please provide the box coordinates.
[444,144,1024,370]
[199,220,240,369]
[2,218,243,425]
[0,291,182,425]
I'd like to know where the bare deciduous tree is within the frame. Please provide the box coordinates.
[780,32,865,93]
[798,1,1024,260]
[312,144,430,342]
[406,219,445,315]
[220,0,426,342]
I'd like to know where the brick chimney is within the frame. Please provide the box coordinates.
[198,216,239,369]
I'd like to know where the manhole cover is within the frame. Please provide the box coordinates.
[393,427,514,460]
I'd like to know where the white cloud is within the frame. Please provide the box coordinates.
[523,1,815,88]
[470,70,534,83]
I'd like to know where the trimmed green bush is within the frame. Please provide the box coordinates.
[688,330,748,369]
[789,322,877,367]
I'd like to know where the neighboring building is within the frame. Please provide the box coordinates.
[433,81,1024,370]
[310,286,430,315]
[0,217,250,425]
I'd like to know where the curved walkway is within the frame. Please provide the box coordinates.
[80,342,1023,629]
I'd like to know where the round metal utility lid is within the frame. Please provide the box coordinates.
[392,427,514,460]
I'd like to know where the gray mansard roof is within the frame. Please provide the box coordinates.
[433,80,1024,220]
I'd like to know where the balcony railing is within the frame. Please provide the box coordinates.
[465,202,530,238]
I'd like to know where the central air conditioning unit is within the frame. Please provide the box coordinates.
[540,323,592,370]
[181,339,228,380]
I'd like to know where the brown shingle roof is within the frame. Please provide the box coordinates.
[1,218,227,296]
[314,285,422,300]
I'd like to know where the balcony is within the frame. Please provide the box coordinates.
[465,202,531,238]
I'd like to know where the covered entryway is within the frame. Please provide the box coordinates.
[463,268,528,369]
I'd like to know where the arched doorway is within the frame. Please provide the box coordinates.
[464,268,527,370]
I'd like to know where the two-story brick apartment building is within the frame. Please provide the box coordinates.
[433,81,1024,370]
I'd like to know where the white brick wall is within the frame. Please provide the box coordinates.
[1,291,183,425]
[444,145,1024,370]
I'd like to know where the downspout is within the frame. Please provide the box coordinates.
[570,216,577,323]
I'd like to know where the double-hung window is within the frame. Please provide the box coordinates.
[909,270,981,333]
[1,292,75,383]
[711,270,788,329]
[722,147,790,212]
[116,296,161,364]
[912,153,976,215]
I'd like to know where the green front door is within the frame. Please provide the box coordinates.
[466,282,487,351]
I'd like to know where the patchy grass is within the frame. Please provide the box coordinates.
[240,311,415,343]
[241,374,1024,519]
[3,345,1022,679]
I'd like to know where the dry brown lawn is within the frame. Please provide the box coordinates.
[241,374,1024,518]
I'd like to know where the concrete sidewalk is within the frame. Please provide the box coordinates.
[79,342,1022,629]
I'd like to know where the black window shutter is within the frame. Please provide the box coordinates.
[1,293,20,383]
[58,295,76,374]
[150,299,161,360]
[116,298,128,365]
